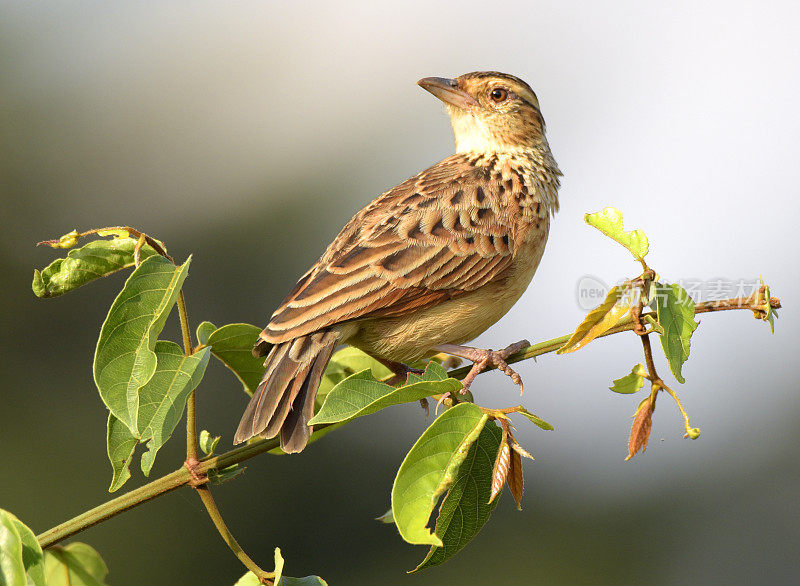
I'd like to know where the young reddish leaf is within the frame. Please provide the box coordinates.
[510,440,535,461]
[506,445,524,510]
[557,285,637,354]
[489,432,511,505]
[626,396,656,461]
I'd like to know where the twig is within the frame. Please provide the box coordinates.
[447,294,781,380]
[196,487,275,584]
[177,292,199,461]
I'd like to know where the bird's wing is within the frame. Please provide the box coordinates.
[259,155,520,346]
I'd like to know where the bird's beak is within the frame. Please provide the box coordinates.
[417,77,479,110]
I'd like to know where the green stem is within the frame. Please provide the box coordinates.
[176,292,198,460]
[174,281,272,579]
[196,487,275,584]
[662,385,694,432]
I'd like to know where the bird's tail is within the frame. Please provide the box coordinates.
[234,329,339,453]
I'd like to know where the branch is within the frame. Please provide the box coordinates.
[447,295,781,380]
[37,432,294,548]
[36,293,780,549]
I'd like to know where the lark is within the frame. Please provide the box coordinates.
[235,72,562,452]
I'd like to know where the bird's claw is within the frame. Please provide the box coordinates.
[459,339,529,395]
[434,392,451,416]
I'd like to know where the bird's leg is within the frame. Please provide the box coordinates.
[377,358,424,386]
[434,340,530,394]
[376,358,427,414]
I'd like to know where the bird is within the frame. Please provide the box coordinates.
[235,71,562,453]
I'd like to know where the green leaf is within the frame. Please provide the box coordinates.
[557,285,637,354]
[10,516,44,586]
[651,283,699,383]
[106,413,138,492]
[43,543,108,586]
[196,321,217,345]
[644,313,665,335]
[515,407,554,430]
[375,508,395,524]
[199,429,221,456]
[412,423,503,572]
[208,464,245,485]
[308,362,461,426]
[315,346,393,404]
[609,364,647,394]
[585,207,649,261]
[759,278,778,333]
[139,343,211,475]
[106,343,210,490]
[0,509,45,586]
[203,323,265,395]
[32,236,158,298]
[93,254,190,433]
[235,548,327,586]
[234,573,260,586]
[0,511,26,586]
[391,403,488,547]
[273,547,285,585]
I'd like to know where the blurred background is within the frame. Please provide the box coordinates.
[2,1,798,584]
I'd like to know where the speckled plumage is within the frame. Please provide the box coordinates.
[236,71,562,452]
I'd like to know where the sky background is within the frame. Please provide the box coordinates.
[1,1,798,584]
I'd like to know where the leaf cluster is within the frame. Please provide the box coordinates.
[560,208,776,459]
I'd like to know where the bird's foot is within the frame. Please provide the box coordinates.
[434,340,530,394]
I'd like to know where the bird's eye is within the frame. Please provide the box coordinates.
[490,88,508,102]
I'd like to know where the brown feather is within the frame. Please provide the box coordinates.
[234,330,339,451]
[258,155,532,345]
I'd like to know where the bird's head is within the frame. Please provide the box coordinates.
[418,71,547,155]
